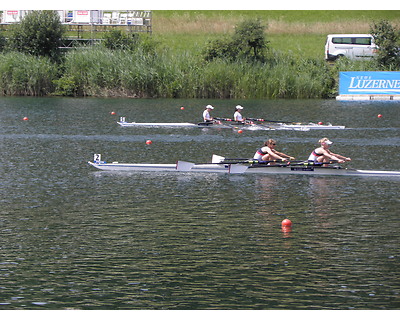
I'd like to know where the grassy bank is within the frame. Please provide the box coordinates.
[152,10,400,59]
[0,10,399,99]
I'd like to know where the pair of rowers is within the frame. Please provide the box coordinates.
[203,104,245,123]
[253,138,352,164]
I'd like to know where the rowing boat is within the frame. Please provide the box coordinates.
[117,117,345,131]
[88,154,400,177]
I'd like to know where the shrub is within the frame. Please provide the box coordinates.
[232,19,268,61]
[203,38,239,62]
[370,20,400,69]
[8,10,65,63]
[203,19,268,62]
[102,29,139,51]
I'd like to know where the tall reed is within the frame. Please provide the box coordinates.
[1,46,377,99]
[0,52,58,96]
[59,46,339,99]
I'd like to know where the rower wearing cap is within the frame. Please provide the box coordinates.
[233,105,245,124]
[308,137,351,164]
[253,139,295,162]
[203,105,214,122]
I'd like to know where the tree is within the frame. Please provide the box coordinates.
[370,20,400,69]
[203,19,268,62]
[102,29,139,51]
[232,19,268,60]
[8,10,65,62]
[203,38,239,62]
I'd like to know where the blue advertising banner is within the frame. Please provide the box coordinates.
[339,71,400,95]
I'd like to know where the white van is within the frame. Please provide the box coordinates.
[325,34,378,61]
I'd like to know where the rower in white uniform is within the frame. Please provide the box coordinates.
[233,105,245,124]
[203,105,214,122]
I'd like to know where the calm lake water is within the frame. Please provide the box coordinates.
[0,97,399,309]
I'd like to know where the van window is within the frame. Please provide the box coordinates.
[332,37,372,45]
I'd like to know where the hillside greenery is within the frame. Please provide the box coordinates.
[151,10,400,59]
[0,10,399,99]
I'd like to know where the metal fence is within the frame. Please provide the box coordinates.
[0,10,152,34]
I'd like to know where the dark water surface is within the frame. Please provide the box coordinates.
[0,97,399,309]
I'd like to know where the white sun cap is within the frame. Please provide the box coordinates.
[236,105,243,109]
[206,105,214,109]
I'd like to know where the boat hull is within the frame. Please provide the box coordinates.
[88,162,246,174]
[117,120,345,131]
[88,162,179,171]
[245,165,400,176]
[88,161,400,177]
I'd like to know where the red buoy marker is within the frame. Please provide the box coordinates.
[146,140,152,145]
[318,121,323,125]
[377,114,382,118]
[237,129,243,134]
[23,116,29,121]
[180,106,185,110]
[281,219,292,227]
[111,111,116,115]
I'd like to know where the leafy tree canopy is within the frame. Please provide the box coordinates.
[370,20,400,69]
[9,10,65,62]
[203,19,268,62]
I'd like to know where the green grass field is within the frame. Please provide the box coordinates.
[152,10,400,59]
[1,10,399,98]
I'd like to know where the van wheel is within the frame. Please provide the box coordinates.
[335,54,345,61]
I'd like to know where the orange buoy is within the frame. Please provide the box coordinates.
[237,129,243,134]
[281,219,292,227]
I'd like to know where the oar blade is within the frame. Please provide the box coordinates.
[229,164,248,174]
[176,161,195,171]
[212,154,225,163]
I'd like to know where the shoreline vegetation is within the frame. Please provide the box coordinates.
[0,10,399,99]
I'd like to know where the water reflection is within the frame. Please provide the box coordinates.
[0,97,399,309]
[281,225,292,238]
